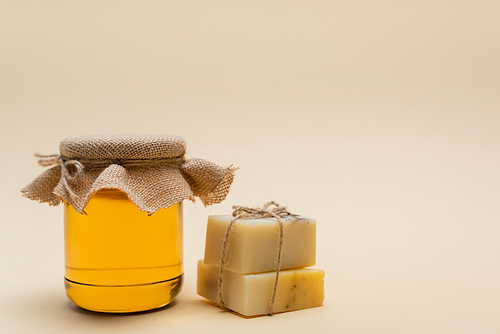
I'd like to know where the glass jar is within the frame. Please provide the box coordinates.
[22,135,235,313]
[64,189,183,313]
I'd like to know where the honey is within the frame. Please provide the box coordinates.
[64,189,183,313]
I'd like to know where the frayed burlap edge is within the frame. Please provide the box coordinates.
[22,160,236,214]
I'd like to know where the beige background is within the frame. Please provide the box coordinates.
[1,1,499,333]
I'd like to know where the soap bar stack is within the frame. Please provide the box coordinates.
[197,215,325,316]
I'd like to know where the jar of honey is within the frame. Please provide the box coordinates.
[22,135,235,313]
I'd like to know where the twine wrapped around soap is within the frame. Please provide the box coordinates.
[217,202,298,316]
[21,135,236,214]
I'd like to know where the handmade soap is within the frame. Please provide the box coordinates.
[197,260,324,316]
[203,215,316,274]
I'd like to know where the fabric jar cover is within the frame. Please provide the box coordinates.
[22,134,236,214]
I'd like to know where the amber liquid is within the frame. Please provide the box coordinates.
[64,190,183,313]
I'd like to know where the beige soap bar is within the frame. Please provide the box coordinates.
[204,215,316,274]
[197,260,324,316]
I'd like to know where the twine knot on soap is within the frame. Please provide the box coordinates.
[217,201,298,316]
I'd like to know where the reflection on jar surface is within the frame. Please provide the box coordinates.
[64,189,183,313]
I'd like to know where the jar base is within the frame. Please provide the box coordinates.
[64,274,183,313]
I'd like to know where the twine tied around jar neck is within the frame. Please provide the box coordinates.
[35,153,186,169]
[217,202,299,316]
[34,153,186,205]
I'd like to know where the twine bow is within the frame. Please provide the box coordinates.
[217,201,298,315]
[35,153,87,203]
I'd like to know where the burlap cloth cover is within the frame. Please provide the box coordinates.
[21,135,236,214]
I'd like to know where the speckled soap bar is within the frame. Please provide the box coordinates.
[197,260,324,316]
